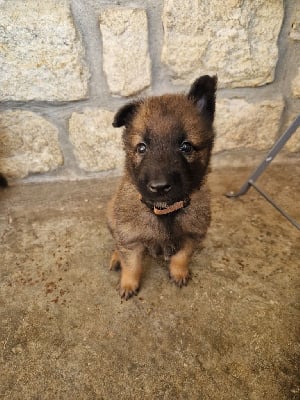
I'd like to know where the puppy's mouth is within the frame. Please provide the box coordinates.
[140,197,190,215]
[154,201,168,210]
[153,200,186,215]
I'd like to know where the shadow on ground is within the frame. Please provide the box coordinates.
[0,164,299,399]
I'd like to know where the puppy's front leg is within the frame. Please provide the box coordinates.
[118,245,144,300]
[169,239,195,288]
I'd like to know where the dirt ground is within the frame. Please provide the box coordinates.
[0,163,299,400]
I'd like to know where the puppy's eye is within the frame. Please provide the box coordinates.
[179,141,194,154]
[136,142,147,154]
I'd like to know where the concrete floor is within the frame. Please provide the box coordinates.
[0,163,299,400]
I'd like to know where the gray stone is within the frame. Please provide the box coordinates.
[0,0,89,101]
[214,98,284,152]
[100,7,151,96]
[68,108,124,172]
[161,0,284,87]
[0,111,63,178]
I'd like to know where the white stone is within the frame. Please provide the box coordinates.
[161,0,284,87]
[0,0,89,101]
[214,98,285,152]
[68,109,124,172]
[100,8,151,96]
[0,111,63,178]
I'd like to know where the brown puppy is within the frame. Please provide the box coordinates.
[107,75,217,299]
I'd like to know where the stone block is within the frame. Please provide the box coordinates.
[0,111,63,178]
[100,8,151,96]
[0,0,89,101]
[289,4,300,41]
[68,108,124,172]
[161,0,283,87]
[291,68,300,98]
[214,98,285,152]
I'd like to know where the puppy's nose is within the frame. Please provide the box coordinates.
[148,180,171,193]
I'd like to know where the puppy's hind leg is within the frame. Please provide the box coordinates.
[109,249,121,271]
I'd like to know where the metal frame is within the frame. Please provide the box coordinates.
[226,115,300,230]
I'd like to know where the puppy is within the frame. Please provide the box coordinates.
[107,75,217,299]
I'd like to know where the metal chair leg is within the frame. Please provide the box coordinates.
[226,115,300,230]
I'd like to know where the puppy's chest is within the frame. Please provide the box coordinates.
[143,214,184,258]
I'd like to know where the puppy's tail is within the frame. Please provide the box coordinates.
[0,173,8,188]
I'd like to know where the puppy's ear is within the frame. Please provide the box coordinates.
[112,101,141,128]
[188,75,217,123]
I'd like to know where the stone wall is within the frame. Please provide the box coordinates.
[0,0,299,182]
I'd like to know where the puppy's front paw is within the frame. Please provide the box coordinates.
[119,283,139,300]
[120,272,140,300]
[169,241,193,288]
[169,269,190,288]
[169,258,190,288]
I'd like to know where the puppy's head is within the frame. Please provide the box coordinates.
[113,75,217,211]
